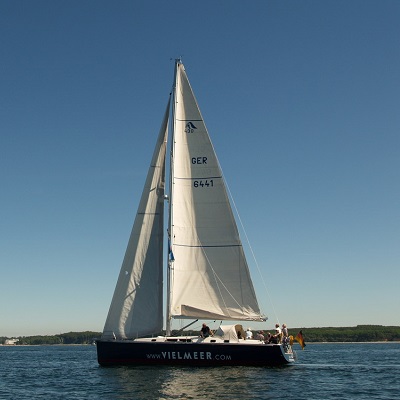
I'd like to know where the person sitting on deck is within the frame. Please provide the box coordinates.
[256,331,265,341]
[200,323,212,338]
[246,328,253,340]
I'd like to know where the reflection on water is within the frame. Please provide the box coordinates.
[159,367,255,399]
[98,365,262,399]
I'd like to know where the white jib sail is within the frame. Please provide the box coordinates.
[102,99,170,339]
[169,62,263,322]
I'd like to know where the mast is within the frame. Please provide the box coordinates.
[166,59,180,336]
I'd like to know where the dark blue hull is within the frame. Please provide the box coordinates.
[96,339,294,367]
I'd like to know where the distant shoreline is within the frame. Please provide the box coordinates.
[2,341,400,347]
[2,326,400,345]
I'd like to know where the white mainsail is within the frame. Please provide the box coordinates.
[102,99,170,339]
[169,61,264,322]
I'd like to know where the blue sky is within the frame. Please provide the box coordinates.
[1,0,399,337]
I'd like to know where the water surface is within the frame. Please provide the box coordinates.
[1,343,398,399]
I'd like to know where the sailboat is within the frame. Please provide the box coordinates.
[96,60,296,366]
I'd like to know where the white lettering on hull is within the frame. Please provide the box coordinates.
[149,351,230,361]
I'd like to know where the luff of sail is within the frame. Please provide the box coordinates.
[169,62,264,322]
[102,99,170,340]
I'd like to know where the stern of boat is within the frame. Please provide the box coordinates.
[281,343,296,363]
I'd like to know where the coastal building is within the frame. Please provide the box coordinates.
[4,338,19,345]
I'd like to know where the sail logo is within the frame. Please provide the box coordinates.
[185,122,197,133]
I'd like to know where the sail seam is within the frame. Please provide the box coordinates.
[174,176,222,180]
[173,244,241,248]
[137,212,160,215]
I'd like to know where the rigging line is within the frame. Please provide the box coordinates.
[216,161,280,325]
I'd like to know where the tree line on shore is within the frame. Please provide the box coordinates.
[1,331,100,345]
[291,325,400,342]
[1,325,399,345]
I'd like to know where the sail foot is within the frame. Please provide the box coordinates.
[174,305,266,322]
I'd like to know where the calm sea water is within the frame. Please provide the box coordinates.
[1,343,399,399]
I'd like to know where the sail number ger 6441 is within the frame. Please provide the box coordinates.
[193,180,214,188]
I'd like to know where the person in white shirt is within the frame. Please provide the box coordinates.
[246,328,253,339]
[271,323,282,343]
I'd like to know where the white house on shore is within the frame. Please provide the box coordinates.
[4,338,19,345]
